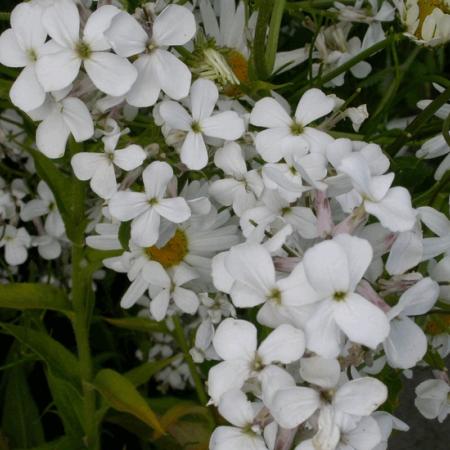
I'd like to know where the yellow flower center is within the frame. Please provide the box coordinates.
[223,50,249,97]
[416,0,450,37]
[145,229,188,268]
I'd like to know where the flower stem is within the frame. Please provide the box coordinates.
[172,315,208,406]
[387,85,450,155]
[253,0,274,80]
[266,0,286,75]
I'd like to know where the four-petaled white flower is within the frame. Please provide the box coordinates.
[109,161,191,247]
[159,78,245,170]
[36,0,137,96]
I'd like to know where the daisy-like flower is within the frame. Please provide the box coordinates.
[104,4,196,107]
[298,234,390,358]
[109,161,191,247]
[0,2,47,112]
[71,120,146,199]
[208,318,305,404]
[159,78,245,170]
[249,88,335,163]
[0,225,31,266]
[35,0,137,96]
[28,88,94,159]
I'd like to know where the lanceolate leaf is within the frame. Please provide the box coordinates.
[0,283,71,313]
[125,355,180,387]
[103,316,167,333]
[93,369,165,435]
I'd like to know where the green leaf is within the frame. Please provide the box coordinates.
[93,368,165,435]
[0,283,71,313]
[16,436,85,450]
[103,316,167,333]
[46,371,84,437]
[1,365,44,448]
[125,355,180,387]
[118,221,131,250]
[0,324,80,385]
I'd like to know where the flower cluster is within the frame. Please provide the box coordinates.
[0,1,449,449]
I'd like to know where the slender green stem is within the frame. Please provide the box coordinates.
[442,111,450,147]
[253,0,273,80]
[413,171,450,206]
[387,85,450,155]
[72,244,98,449]
[286,0,355,8]
[172,315,208,406]
[266,0,286,75]
[0,12,10,21]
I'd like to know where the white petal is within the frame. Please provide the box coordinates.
[333,234,373,291]
[36,47,81,92]
[153,5,196,46]
[141,260,170,288]
[225,243,275,296]
[295,88,334,126]
[61,97,94,142]
[109,191,148,221]
[5,243,27,266]
[271,387,321,429]
[384,317,427,369]
[345,416,382,450]
[209,179,243,207]
[142,161,173,198]
[218,389,255,428]
[113,145,146,171]
[210,426,267,450]
[71,153,108,181]
[254,127,291,163]
[83,5,119,52]
[212,252,234,294]
[258,324,305,365]
[90,161,117,199]
[250,97,291,128]
[334,377,387,416]
[154,198,191,223]
[190,78,218,121]
[120,274,148,309]
[303,240,350,297]
[159,100,191,131]
[126,56,161,107]
[42,0,79,48]
[207,360,250,405]
[365,187,416,232]
[20,199,48,221]
[415,379,449,420]
[0,29,27,67]
[214,142,247,177]
[213,318,257,361]
[418,206,450,236]
[173,287,199,314]
[259,365,296,409]
[230,282,267,308]
[180,132,209,170]
[36,110,70,158]
[10,65,46,112]
[104,12,147,57]
[131,208,160,247]
[202,111,245,140]
[10,3,47,51]
[150,288,171,321]
[333,293,390,349]
[305,301,343,358]
[84,51,137,97]
[300,356,341,389]
[154,49,192,100]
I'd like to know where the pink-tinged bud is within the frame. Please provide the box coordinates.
[274,427,297,450]
[315,190,334,238]
[379,273,423,296]
[357,280,390,313]
[273,256,302,273]
[333,205,368,236]
[433,370,450,384]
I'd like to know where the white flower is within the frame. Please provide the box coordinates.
[29,89,94,159]
[338,152,416,232]
[208,318,305,404]
[210,389,269,450]
[109,161,191,247]
[104,4,196,107]
[415,378,450,422]
[384,277,439,369]
[36,0,137,96]
[0,225,31,266]
[20,180,65,237]
[271,356,387,430]
[159,78,245,170]
[71,120,146,199]
[0,2,47,111]
[209,142,264,216]
[249,88,334,163]
[298,234,390,357]
[144,263,200,321]
[418,206,450,260]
